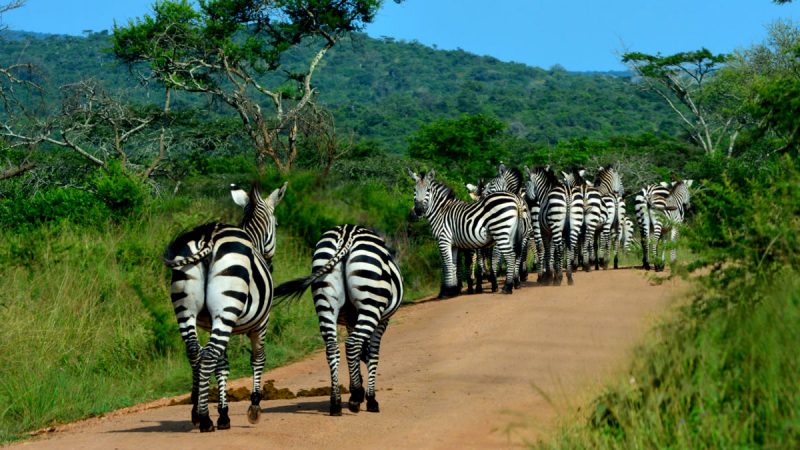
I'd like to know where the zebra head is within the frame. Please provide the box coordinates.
[561,167,586,188]
[524,165,558,203]
[465,182,481,201]
[485,164,524,195]
[596,165,624,197]
[407,168,438,218]
[669,179,693,209]
[230,181,288,263]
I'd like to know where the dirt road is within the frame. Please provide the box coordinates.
[13,269,684,449]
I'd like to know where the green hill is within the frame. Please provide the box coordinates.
[0,30,680,153]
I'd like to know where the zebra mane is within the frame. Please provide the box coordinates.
[239,180,263,228]
[533,165,560,188]
[430,179,457,202]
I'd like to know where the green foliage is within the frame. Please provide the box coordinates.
[408,113,508,180]
[0,188,109,228]
[93,162,148,218]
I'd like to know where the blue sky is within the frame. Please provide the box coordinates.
[2,1,799,71]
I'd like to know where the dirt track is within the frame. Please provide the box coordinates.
[13,269,684,449]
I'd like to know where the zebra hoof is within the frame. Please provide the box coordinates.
[501,284,513,294]
[330,398,342,416]
[217,406,230,430]
[247,404,261,424]
[567,278,575,286]
[199,414,215,432]
[366,395,380,413]
[348,386,364,413]
[438,285,461,299]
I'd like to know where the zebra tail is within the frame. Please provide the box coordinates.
[272,275,315,306]
[163,246,213,268]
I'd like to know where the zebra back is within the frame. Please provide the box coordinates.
[273,224,367,304]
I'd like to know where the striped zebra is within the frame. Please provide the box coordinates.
[526,166,583,285]
[273,224,403,416]
[562,168,604,272]
[163,181,287,432]
[409,169,524,296]
[482,163,533,284]
[594,166,626,270]
[635,180,693,270]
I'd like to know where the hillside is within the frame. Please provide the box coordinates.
[0,30,681,153]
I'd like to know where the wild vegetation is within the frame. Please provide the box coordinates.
[0,0,798,446]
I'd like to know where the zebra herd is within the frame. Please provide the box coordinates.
[160,166,692,431]
[412,164,694,296]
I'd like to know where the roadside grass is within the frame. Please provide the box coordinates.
[538,270,800,449]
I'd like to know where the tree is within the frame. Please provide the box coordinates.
[622,49,737,156]
[112,0,387,174]
[408,113,509,180]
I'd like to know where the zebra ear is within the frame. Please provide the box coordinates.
[561,171,569,180]
[685,179,694,188]
[267,182,288,208]
[425,169,436,182]
[579,169,586,178]
[497,163,506,174]
[407,168,420,182]
[230,184,250,208]
[524,166,531,178]
[465,183,478,193]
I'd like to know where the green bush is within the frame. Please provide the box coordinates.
[93,162,147,218]
[0,188,110,228]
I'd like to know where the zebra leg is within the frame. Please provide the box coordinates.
[487,249,499,292]
[365,320,389,412]
[247,327,267,424]
[438,241,460,298]
[552,239,564,286]
[669,227,679,265]
[652,226,663,272]
[214,351,231,430]
[197,343,223,432]
[311,272,345,416]
[494,237,518,294]
[183,331,202,427]
[463,250,476,294]
[345,331,370,413]
[473,251,484,294]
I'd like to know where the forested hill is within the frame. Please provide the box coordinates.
[0,30,680,152]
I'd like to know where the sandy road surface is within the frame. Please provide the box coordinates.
[13,269,684,449]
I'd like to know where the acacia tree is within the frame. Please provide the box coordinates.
[622,49,737,156]
[112,0,386,174]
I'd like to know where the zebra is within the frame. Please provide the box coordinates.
[409,169,524,296]
[482,163,534,284]
[635,180,694,271]
[596,194,627,269]
[594,166,626,270]
[562,168,604,272]
[163,181,287,432]
[525,166,583,285]
[273,224,403,416]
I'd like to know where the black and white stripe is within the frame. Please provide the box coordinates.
[274,224,403,416]
[163,182,287,432]
[526,166,583,285]
[634,182,673,270]
[409,169,524,296]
